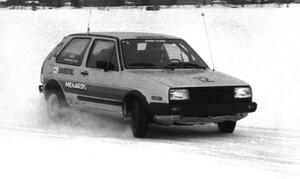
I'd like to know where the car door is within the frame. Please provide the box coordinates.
[77,37,126,112]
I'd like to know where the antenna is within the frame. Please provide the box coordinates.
[87,8,92,34]
[201,12,215,71]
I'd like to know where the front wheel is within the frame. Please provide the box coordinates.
[218,121,236,133]
[130,99,149,138]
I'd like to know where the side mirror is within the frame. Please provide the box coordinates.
[96,61,116,72]
[96,61,107,69]
[106,63,116,71]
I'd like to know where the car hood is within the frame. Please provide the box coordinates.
[128,69,249,88]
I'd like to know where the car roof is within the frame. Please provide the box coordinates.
[69,32,181,40]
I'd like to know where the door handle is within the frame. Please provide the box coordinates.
[80,71,89,76]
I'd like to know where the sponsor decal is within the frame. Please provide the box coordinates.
[151,96,163,101]
[53,67,74,75]
[53,67,59,74]
[64,58,78,63]
[193,76,214,83]
[65,81,87,90]
[58,68,74,75]
[145,40,166,43]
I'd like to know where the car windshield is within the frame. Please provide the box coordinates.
[121,39,209,69]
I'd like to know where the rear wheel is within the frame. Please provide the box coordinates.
[130,99,149,138]
[46,90,67,119]
[218,121,236,133]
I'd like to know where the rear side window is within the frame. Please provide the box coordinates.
[45,42,63,61]
[56,38,91,66]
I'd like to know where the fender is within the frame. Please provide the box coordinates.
[122,90,149,118]
[44,78,65,99]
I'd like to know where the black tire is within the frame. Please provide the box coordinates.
[218,121,236,133]
[46,90,67,119]
[130,99,149,138]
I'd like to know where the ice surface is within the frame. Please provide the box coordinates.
[0,4,299,178]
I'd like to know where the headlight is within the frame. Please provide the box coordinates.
[234,87,252,98]
[169,89,190,100]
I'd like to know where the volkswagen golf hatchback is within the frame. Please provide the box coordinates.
[39,32,257,138]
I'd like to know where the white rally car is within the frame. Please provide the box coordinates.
[39,32,257,138]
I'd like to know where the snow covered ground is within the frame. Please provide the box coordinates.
[0,4,300,178]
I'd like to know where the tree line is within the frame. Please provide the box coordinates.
[6,0,294,7]
[6,0,196,7]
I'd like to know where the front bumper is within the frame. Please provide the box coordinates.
[148,102,257,117]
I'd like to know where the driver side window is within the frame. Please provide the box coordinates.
[86,39,118,71]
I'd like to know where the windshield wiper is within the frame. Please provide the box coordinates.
[162,65,175,70]
[167,62,206,69]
